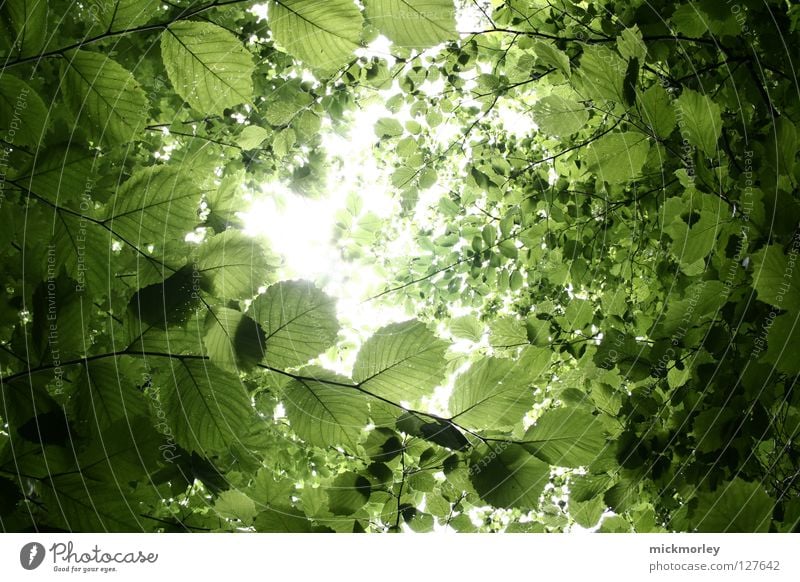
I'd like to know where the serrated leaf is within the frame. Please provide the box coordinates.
[197,230,277,300]
[74,358,149,432]
[3,0,48,57]
[674,89,722,157]
[353,320,448,402]
[585,131,650,184]
[282,369,370,452]
[449,357,534,430]
[63,50,147,144]
[532,94,589,137]
[214,489,257,523]
[470,444,550,509]
[327,472,371,515]
[532,40,570,77]
[105,166,201,246]
[0,74,48,148]
[522,408,606,467]
[248,280,339,369]
[156,359,253,454]
[254,505,311,532]
[752,245,800,312]
[375,117,404,138]
[692,478,774,532]
[268,0,362,75]
[636,84,676,139]
[203,307,265,372]
[365,0,456,50]
[574,44,626,103]
[237,125,269,150]
[161,21,254,115]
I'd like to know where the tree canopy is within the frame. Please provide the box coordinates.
[0,0,799,533]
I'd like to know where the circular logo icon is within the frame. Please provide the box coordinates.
[20,542,46,570]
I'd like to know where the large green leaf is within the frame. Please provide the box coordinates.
[449,357,535,430]
[470,444,550,509]
[574,44,626,103]
[674,88,722,157]
[196,230,277,300]
[282,368,370,451]
[105,166,201,246]
[0,74,48,148]
[203,306,266,372]
[2,0,48,57]
[521,407,607,467]
[352,320,448,402]
[156,359,253,454]
[752,245,800,312]
[161,21,254,115]
[636,84,676,139]
[531,94,588,137]
[327,471,371,515]
[691,478,774,532]
[268,0,362,74]
[248,280,340,369]
[365,0,456,50]
[585,131,650,184]
[62,50,148,145]
[74,358,149,432]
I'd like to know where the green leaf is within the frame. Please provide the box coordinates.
[156,359,253,454]
[3,0,48,57]
[521,408,606,467]
[327,472,371,515]
[691,478,774,532]
[470,444,550,509]
[248,280,340,369]
[203,307,266,372]
[448,315,484,342]
[237,125,269,150]
[74,358,149,432]
[636,84,676,139]
[161,21,254,115]
[395,411,469,450]
[365,0,456,50]
[752,245,800,312]
[763,312,800,374]
[574,44,626,103]
[214,490,258,524]
[87,0,159,30]
[585,131,650,184]
[268,0,362,75]
[674,88,722,157]
[263,80,313,126]
[617,25,646,61]
[62,50,148,145]
[127,265,200,329]
[375,117,404,138]
[671,3,709,37]
[196,230,277,300]
[353,320,448,402]
[532,94,588,138]
[254,505,311,532]
[106,166,201,246]
[282,369,370,451]
[0,74,48,148]
[532,40,570,77]
[449,357,535,430]
[15,145,99,205]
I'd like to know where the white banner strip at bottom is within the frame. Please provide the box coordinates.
[1,533,797,581]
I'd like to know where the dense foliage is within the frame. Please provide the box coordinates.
[1,0,798,533]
